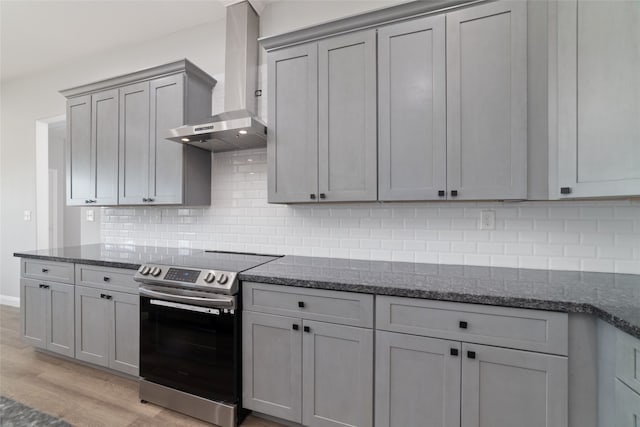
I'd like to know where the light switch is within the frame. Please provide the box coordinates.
[85,209,95,222]
[480,210,496,230]
[23,210,31,221]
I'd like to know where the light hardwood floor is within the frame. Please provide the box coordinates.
[0,305,283,427]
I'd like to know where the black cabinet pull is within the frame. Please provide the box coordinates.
[560,187,572,195]
[459,321,468,329]
[303,326,311,333]
[319,193,326,199]
[142,198,148,202]
[292,324,299,331]
[41,268,48,273]
[148,198,154,202]
[310,194,316,200]
[451,190,458,197]
[103,276,110,282]
[438,190,445,197]
[100,293,112,300]
[467,351,476,359]
[298,301,305,308]
[450,348,459,356]
[39,284,49,289]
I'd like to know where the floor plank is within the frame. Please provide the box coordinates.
[0,305,284,427]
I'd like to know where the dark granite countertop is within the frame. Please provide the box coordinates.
[14,246,639,339]
[13,244,202,270]
[239,255,640,339]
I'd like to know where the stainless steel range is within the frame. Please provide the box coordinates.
[134,250,281,427]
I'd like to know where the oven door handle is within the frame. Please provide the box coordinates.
[139,286,235,309]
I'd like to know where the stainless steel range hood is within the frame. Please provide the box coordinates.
[164,1,266,152]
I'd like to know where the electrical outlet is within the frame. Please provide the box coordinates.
[480,210,496,230]
[85,209,95,222]
[23,210,31,221]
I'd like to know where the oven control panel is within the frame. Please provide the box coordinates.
[134,264,238,294]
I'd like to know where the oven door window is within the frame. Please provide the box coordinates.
[140,296,238,403]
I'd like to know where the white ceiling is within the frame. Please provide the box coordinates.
[0,0,230,82]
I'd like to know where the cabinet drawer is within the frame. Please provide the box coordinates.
[243,282,373,328]
[21,259,74,284]
[376,296,568,355]
[75,264,138,294]
[616,329,640,395]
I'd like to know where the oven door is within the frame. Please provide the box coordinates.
[139,285,239,403]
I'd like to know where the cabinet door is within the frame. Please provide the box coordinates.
[119,81,150,205]
[243,311,302,422]
[446,1,527,200]
[109,291,139,375]
[66,95,93,205]
[375,331,460,427]
[267,43,319,203]
[46,282,75,357]
[461,343,568,427]
[149,74,185,204]
[302,320,373,427]
[615,379,640,427]
[318,30,377,202]
[92,89,119,205]
[378,15,447,201]
[557,0,640,198]
[75,285,109,367]
[20,279,47,348]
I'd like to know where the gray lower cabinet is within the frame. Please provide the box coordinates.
[446,0,527,200]
[20,278,75,357]
[375,331,461,427]
[461,343,568,427]
[75,285,139,376]
[267,30,377,203]
[243,311,302,422]
[243,299,373,427]
[556,0,640,198]
[615,380,640,427]
[377,15,447,201]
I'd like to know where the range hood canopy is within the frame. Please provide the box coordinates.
[164,1,265,152]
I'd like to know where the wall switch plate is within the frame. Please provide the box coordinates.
[23,210,31,221]
[480,210,496,230]
[85,209,95,222]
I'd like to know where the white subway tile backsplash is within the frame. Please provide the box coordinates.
[99,149,640,274]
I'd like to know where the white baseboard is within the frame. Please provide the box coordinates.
[0,295,20,307]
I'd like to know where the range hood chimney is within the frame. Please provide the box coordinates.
[164,1,266,152]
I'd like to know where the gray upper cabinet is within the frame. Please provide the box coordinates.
[461,343,568,427]
[66,95,93,205]
[556,0,640,198]
[446,0,527,200]
[119,81,150,205]
[378,15,447,201]
[318,30,377,202]
[375,331,461,427]
[267,30,376,203]
[62,60,216,206]
[267,43,318,204]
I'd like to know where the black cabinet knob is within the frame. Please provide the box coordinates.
[459,321,468,329]
[438,190,446,197]
[298,301,305,308]
[303,326,311,333]
[451,190,458,197]
[103,276,110,282]
[292,324,299,331]
[467,351,476,359]
[450,348,459,356]
[560,187,572,195]
[310,194,316,200]
[319,193,326,199]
